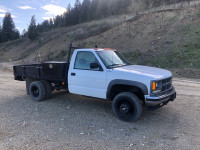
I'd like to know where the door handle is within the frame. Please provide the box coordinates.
[71,73,76,76]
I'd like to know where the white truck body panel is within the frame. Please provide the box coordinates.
[107,65,172,95]
[68,49,107,99]
[68,49,172,99]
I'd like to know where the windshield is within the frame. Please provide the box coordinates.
[96,51,130,69]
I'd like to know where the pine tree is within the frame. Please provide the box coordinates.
[54,15,62,27]
[49,18,53,28]
[36,23,43,32]
[108,0,118,15]
[29,0,133,34]
[90,0,98,20]
[80,0,91,22]
[42,20,50,31]
[67,3,72,12]
[73,0,81,24]
[0,25,2,43]
[1,12,16,42]
[27,15,38,40]
[96,0,108,19]
[14,29,20,39]
[60,15,66,27]
[22,29,27,37]
[64,4,72,26]
[121,0,132,14]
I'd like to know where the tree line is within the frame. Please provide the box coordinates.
[43,0,131,29]
[0,0,132,42]
[27,0,132,40]
[35,0,195,33]
[1,0,195,42]
[0,12,20,43]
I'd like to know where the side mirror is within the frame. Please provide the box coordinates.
[90,63,100,69]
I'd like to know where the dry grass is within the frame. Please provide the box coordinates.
[0,3,199,78]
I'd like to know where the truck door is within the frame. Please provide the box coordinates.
[69,51,107,99]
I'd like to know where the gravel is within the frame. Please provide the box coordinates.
[0,70,200,150]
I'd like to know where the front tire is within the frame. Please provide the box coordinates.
[112,92,142,122]
[29,81,46,102]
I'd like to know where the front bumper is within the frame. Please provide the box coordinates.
[145,87,176,107]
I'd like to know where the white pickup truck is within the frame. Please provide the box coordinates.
[13,44,176,122]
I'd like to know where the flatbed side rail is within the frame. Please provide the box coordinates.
[14,64,42,80]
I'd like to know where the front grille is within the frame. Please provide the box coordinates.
[161,77,172,92]
[151,77,173,97]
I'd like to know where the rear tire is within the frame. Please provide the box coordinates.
[25,78,34,95]
[29,81,46,102]
[112,92,142,122]
[41,80,52,98]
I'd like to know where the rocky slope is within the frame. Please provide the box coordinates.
[0,1,199,78]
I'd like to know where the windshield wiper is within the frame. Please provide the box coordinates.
[107,64,124,68]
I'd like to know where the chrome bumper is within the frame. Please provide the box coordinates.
[145,87,176,107]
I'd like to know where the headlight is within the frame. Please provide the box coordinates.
[151,80,162,93]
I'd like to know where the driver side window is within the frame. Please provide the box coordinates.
[74,51,101,71]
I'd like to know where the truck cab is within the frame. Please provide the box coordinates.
[13,45,176,122]
[68,48,176,121]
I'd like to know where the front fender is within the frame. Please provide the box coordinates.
[106,79,148,100]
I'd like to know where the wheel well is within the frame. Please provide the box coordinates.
[109,84,145,102]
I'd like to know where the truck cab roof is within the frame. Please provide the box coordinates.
[74,48,116,52]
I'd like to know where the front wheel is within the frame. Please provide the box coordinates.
[112,92,142,122]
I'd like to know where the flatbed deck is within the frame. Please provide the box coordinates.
[13,61,68,82]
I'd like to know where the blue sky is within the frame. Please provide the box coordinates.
[0,0,77,33]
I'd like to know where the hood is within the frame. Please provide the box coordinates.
[113,65,172,80]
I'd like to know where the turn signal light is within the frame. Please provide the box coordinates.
[152,82,156,90]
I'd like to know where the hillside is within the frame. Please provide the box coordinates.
[0,1,200,78]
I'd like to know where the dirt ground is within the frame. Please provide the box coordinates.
[0,69,200,150]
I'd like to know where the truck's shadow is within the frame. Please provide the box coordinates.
[2,90,179,130]
[42,91,178,124]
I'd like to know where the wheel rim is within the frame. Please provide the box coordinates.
[31,86,39,97]
[118,100,134,116]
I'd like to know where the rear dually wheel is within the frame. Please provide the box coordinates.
[29,81,46,102]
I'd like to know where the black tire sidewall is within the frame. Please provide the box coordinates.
[41,80,52,98]
[112,92,142,122]
[25,78,35,95]
[29,81,46,102]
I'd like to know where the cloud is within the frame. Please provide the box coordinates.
[50,0,61,4]
[0,9,6,13]
[0,6,12,13]
[18,0,40,6]
[19,6,36,10]
[0,14,16,18]
[42,4,66,16]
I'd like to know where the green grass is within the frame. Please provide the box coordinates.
[196,12,200,17]
[124,25,200,78]
[126,44,200,69]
